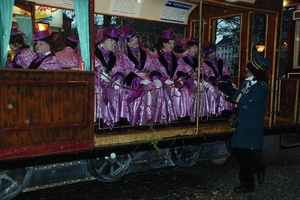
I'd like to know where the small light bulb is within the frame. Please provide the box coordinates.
[110,152,116,159]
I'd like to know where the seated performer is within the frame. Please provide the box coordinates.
[6,27,35,69]
[200,41,235,118]
[118,25,157,126]
[55,34,80,69]
[28,30,61,70]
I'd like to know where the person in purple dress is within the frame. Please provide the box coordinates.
[94,27,127,132]
[55,34,80,69]
[6,27,35,69]
[150,28,190,123]
[180,37,209,120]
[200,41,235,118]
[118,25,156,126]
[28,30,61,70]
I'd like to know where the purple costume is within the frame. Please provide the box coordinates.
[28,52,62,70]
[56,46,79,68]
[6,27,35,69]
[7,46,35,69]
[56,34,80,68]
[117,26,157,126]
[28,30,61,70]
[94,27,126,130]
[201,41,235,117]
[149,28,190,123]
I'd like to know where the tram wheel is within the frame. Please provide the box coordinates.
[169,145,201,168]
[206,156,231,168]
[0,167,33,200]
[87,153,131,183]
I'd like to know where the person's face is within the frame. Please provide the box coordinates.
[163,40,175,52]
[188,45,198,56]
[207,51,216,58]
[35,41,50,54]
[128,36,139,47]
[102,38,117,51]
[245,67,253,78]
[9,43,18,51]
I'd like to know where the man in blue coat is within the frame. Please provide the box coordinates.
[218,55,271,193]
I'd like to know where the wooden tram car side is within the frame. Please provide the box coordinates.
[1,0,300,199]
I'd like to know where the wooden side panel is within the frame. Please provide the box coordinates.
[276,79,299,124]
[0,69,95,159]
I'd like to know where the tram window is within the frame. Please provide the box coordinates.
[293,20,300,68]
[216,16,241,76]
[251,12,267,59]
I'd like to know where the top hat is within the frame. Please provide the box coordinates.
[11,27,23,36]
[250,54,271,71]
[183,36,199,50]
[67,34,79,43]
[120,26,137,40]
[33,30,52,41]
[185,37,199,46]
[160,28,176,40]
[201,41,216,56]
[95,27,119,43]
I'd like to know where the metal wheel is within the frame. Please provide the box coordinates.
[169,145,201,168]
[0,167,33,200]
[206,156,231,168]
[87,153,131,183]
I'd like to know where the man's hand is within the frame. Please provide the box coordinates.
[218,82,236,96]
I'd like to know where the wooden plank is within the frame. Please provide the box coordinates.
[0,69,95,150]
[94,121,235,147]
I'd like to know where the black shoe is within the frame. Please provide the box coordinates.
[258,164,266,184]
[233,185,254,193]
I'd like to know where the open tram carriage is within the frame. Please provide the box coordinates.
[1,0,300,199]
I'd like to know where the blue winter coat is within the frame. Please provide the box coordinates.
[227,80,269,150]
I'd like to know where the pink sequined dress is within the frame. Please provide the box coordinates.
[55,46,79,68]
[28,52,62,70]
[116,45,157,126]
[201,56,235,117]
[150,50,190,123]
[6,46,35,69]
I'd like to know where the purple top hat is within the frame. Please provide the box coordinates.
[67,34,79,43]
[186,37,199,46]
[33,30,52,41]
[95,27,119,43]
[160,28,176,40]
[201,41,216,56]
[11,27,23,36]
[120,26,137,40]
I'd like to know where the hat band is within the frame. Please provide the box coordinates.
[251,60,265,70]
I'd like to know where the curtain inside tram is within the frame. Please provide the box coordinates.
[74,0,91,71]
[0,0,15,68]
[16,15,33,50]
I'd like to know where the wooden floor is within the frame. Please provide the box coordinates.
[94,119,235,147]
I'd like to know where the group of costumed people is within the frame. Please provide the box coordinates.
[6,26,235,132]
[92,25,235,132]
[6,27,80,70]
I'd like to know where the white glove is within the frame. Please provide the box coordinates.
[140,79,151,85]
[100,72,110,82]
[165,79,174,85]
[193,80,198,86]
[113,80,121,89]
[137,72,146,77]
[153,79,162,88]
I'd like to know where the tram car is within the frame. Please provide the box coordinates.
[1,0,300,199]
